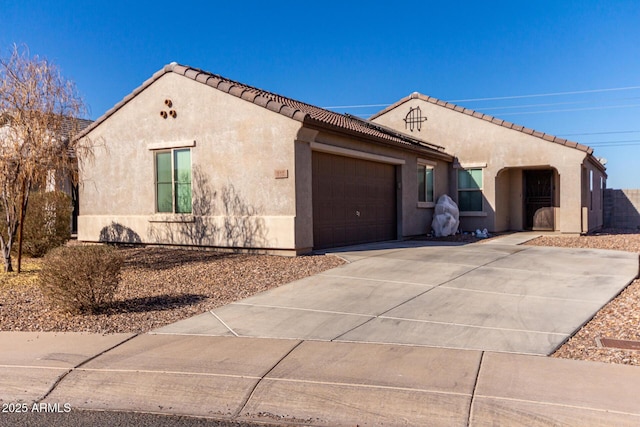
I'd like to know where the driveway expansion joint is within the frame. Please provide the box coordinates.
[210,310,239,336]
[467,351,485,427]
[36,333,140,404]
[331,248,522,344]
[232,339,304,418]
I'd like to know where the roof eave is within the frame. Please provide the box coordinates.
[302,117,454,162]
[586,153,608,175]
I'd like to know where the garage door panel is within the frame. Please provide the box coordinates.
[312,152,397,250]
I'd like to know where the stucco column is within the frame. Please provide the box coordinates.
[557,164,583,233]
[293,128,318,251]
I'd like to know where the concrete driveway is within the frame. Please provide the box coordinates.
[155,234,639,355]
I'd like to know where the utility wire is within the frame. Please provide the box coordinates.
[588,139,640,144]
[492,103,640,116]
[591,145,640,148]
[324,87,640,147]
[474,96,640,112]
[323,103,390,109]
[588,141,640,147]
[559,130,640,136]
[323,85,640,109]
[449,85,640,103]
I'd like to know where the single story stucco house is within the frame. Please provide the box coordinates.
[371,93,607,235]
[77,63,605,254]
[77,63,452,254]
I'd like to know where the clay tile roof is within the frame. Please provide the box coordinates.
[369,92,595,154]
[78,63,452,160]
[2,112,92,140]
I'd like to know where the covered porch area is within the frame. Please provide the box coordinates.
[495,166,560,232]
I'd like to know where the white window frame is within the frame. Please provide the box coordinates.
[417,158,436,208]
[153,148,193,215]
[455,163,486,216]
[148,141,196,220]
[590,170,594,211]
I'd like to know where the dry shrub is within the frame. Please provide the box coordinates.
[22,191,73,257]
[38,245,123,314]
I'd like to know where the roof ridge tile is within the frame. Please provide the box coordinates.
[254,96,269,108]
[195,73,209,84]
[370,91,595,154]
[217,81,232,93]
[229,86,245,97]
[172,64,189,75]
[165,65,450,155]
[266,100,285,113]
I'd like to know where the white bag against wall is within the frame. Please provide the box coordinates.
[431,195,460,237]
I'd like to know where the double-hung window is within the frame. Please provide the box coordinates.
[417,163,434,205]
[155,148,192,214]
[457,168,483,212]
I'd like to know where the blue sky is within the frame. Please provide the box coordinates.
[2,0,639,188]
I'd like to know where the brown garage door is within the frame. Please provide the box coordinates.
[312,151,397,249]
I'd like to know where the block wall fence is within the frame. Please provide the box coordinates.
[604,189,640,230]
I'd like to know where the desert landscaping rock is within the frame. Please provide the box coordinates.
[0,247,344,334]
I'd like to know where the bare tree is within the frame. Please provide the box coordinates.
[0,45,86,272]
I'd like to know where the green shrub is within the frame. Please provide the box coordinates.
[38,245,124,314]
[22,191,73,257]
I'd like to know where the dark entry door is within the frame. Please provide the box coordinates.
[524,170,554,229]
[312,152,397,249]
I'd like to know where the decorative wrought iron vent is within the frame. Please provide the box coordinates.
[404,106,427,132]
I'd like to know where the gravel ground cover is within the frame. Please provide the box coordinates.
[525,229,640,365]
[0,247,345,334]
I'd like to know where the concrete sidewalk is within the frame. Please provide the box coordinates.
[3,332,640,426]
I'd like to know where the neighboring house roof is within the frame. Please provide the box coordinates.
[79,63,453,161]
[0,111,92,139]
[61,116,93,137]
[370,92,597,156]
[0,114,93,162]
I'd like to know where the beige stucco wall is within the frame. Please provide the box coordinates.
[293,128,451,239]
[582,158,606,232]
[79,72,302,251]
[373,97,599,233]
